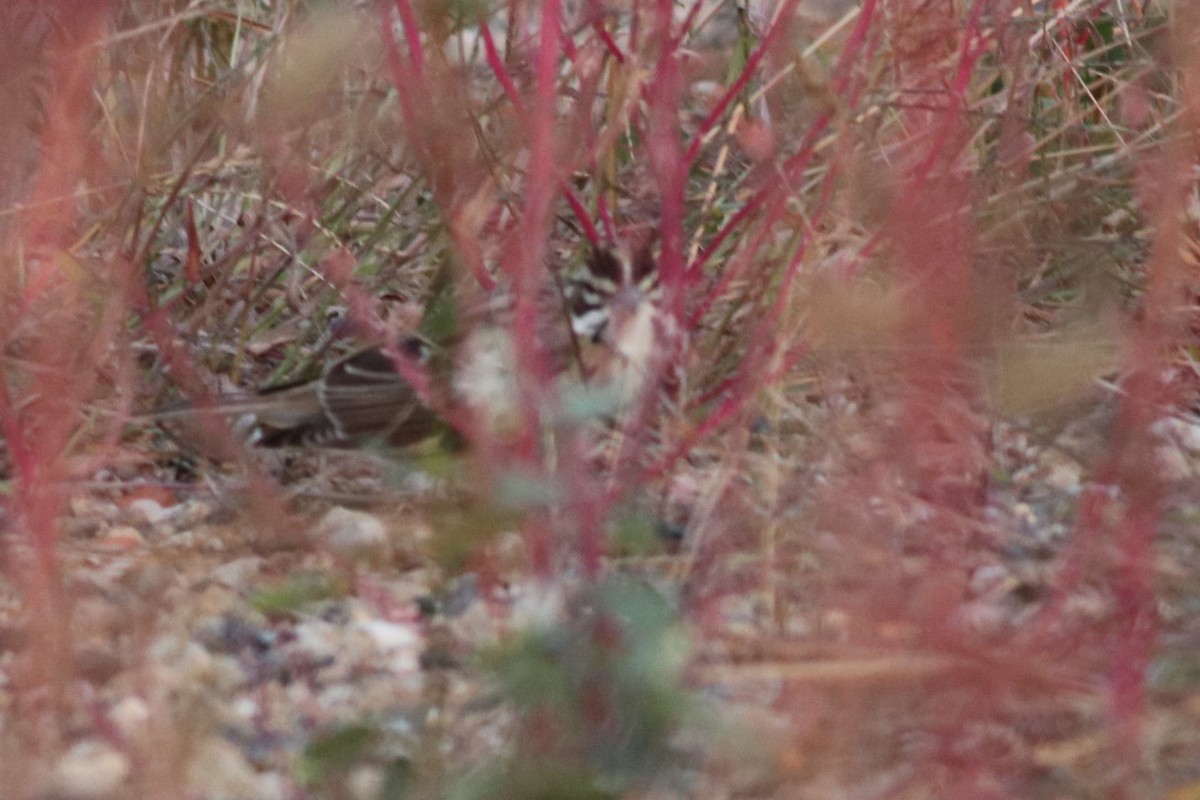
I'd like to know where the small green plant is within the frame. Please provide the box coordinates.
[472,575,689,798]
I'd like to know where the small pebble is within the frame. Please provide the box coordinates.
[49,741,130,800]
[125,497,169,525]
[313,507,390,564]
[97,525,145,550]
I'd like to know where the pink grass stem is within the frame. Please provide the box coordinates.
[646,341,811,481]
[683,0,800,166]
[377,3,420,141]
[673,0,706,47]
[561,185,601,247]
[645,0,686,320]
[495,0,566,473]
[596,193,616,241]
[481,20,525,113]
[591,20,625,63]
[910,0,990,188]
[391,0,425,78]
[685,0,877,283]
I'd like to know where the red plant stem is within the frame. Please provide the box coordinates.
[600,0,690,500]
[646,342,811,481]
[885,5,990,515]
[683,0,799,166]
[1096,142,1192,769]
[909,0,990,188]
[591,20,625,64]
[672,0,706,48]
[0,2,116,696]
[686,0,877,284]
[596,192,616,241]
[1030,481,1108,643]
[646,0,685,321]
[503,0,564,392]
[558,23,579,60]
[567,435,606,576]
[639,0,884,503]
[685,191,766,279]
[832,0,879,101]
[480,20,525,113]
[1037,51,1193,765]
[378,0,421,149]
[604,0,691,492]
[391,0,425,79]
[1030,368,1166,768]
[1109,494,1158,763]
[686,154,834,330]
[380,2,500,293]
[686,111,840,331]
[497,0,568,575]
[560,184,601,247]
[626,0,879,488]
[581,0,623,62]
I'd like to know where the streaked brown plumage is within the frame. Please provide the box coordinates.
[250,336,441,447]
[157,247,660,448]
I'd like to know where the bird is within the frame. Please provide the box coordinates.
[576,246,667,422]
[155,245,662,449]
[246,334,442,447]
[563,245,659,346]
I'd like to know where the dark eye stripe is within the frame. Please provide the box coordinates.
[562,248,661,340]
[586,249,623,283]
[565,281,606,305]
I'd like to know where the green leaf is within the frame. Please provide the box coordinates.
[249,571,344,617]
[297,724,379,786]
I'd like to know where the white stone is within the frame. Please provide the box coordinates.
[126,498,169,524]
[356,618,422,673]
[313,507,389,563]
[50,741,130,800]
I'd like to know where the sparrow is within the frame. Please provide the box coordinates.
[562,246,659,346]
[155,246,661,448]
[246,335,441,447]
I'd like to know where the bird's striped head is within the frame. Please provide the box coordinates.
[564,246,659,345]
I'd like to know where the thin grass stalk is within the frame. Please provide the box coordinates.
[686,0,879,282]
[589,18,625,64]
[1034,20,1196,775]
[3,1,116,699]
[682,0,800,166]
[480,20,525,113]
[646,0,685,320]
